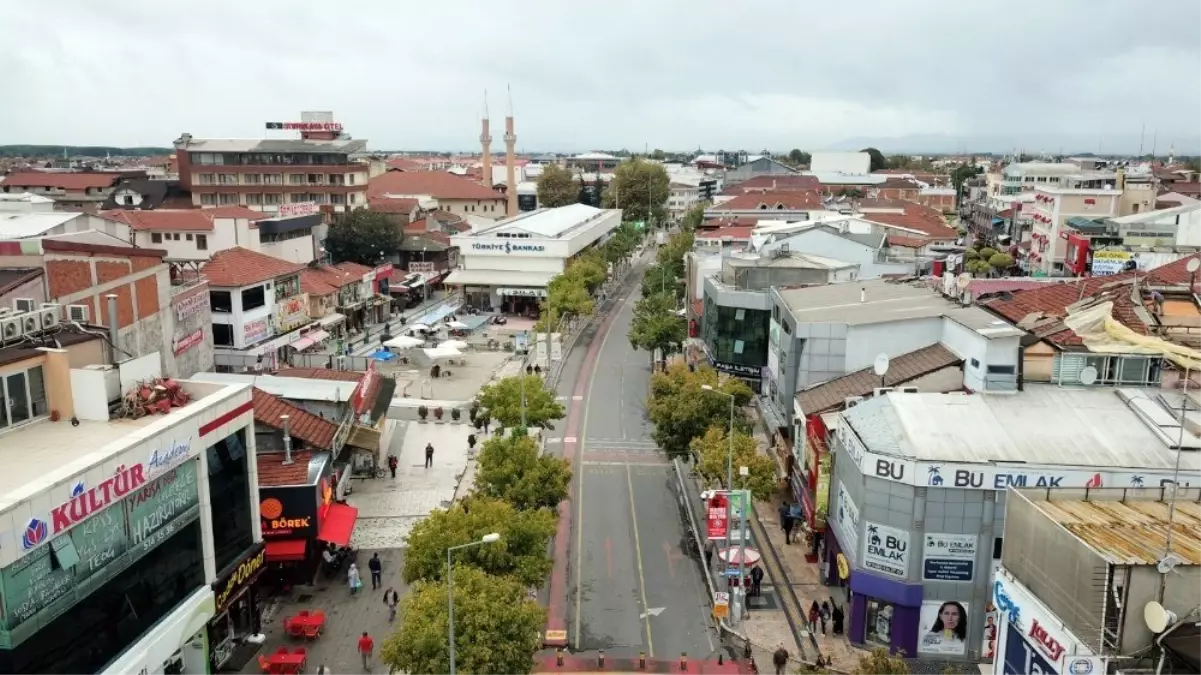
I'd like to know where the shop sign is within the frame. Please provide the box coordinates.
[173,328,205,356]
[50,464,148,535]
[813,454,830,529]
[266,121,343,132]
[832,482,860,558]
[993,579,1023,627]
[409,261,436,275]
[276,296,309,332]
[711,361,762,379]
[1091,250,1144,276]
[259,487,319,539]
[862,522,909,579]
[706,493,728,540]
[174,291,210,321]
[499,287,548,298]
[278,201,319,218]
[244,318,270,344]
[126,461,200,552]
[922,533,977,582]
[472,241,546,254]
[214,543,266,614]
[1003,622,1056,675]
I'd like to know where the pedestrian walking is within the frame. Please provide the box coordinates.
[348,563,362,596]
[368,553,382,590]
[808,601,820,635]
[703,539,714,568]
[778,501,793,544]
[358,631,375,671]
[820,600,831,635]
[750,565,764,597]
[832,602,845,635]
[424,442,434,469]
[387,452,398,479]
[316,664,331,675]
[383,588,400,622]
[772,644,789,675]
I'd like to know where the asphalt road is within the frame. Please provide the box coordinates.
[552,257,718,661]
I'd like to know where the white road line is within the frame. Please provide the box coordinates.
[563,436,578,444]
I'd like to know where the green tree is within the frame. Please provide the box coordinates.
[578,175,593,207]
[690,426,777,499]
[966,258,991,275]
[682,202,707,231]
[988,252,1014,271]
[628,292,687,370]
[657,230,695,275]
[564,250,607,292]
[888,154,912,170]
[381,565,545,675]
[860,147,888,172]
[324,208,403,265]
[787,149,811,166]
[536,164,578,208]
[402,496,556,587]
[647,363,754,459]
[978,247,998,261]
[650,148,667,160]
[601,158,670,223]
[476,433,571,510]
[951,161,984,195]
[852,647,911,674]
[641,264,684,301]
[477,375,566,430]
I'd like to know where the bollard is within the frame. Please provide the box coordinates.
[749,656,757,674]
[717,654,723,665]
[639,652,646,669]
[556,648,564,667]
[680,652,687,671]
[598,649,605,669]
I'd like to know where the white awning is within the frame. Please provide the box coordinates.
[319,312,347,327]
[443,269,556,288]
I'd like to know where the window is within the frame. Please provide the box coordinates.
[200,193,217,206]
[970,358,980,369]
[263,174,283,185]
[735,308,745,321]
[241,286,266,311]
[186,233,193,241]
[243,174,261,185]
[151,232,163,244]
[122,195,134,205]
[210,291,233,313]
[196,234,208,250]
[986,364,1015,375]
[217,174,237,185]
[329,193,346,205]
[246,193,263,205]
[212,323,234,346]
[307,174,321,184]
[0,365,46,429]
[172,233,181,241]
[289,174,306,185]
[219,193,238,205]
[290,193,308,203]
[207,429,254,571]
[197,174,215,185]
[349,193,358,204]
[348,174,355,185]
[865,600,894,647]
[264,193,281,205]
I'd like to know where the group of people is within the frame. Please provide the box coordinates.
[807,599,845,636]
[336,553,403,671]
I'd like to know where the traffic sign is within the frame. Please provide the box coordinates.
[713,592,730,618]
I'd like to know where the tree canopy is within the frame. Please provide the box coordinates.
[601,159,670,223]
[640,264,684,301]
[564,250,607,293]
[476,375,566,430]
[787,149,812,167]
[681,202,707,231]
[536,164,578,208]
[402,496,556,587]
[646,363,754,459]
[324,208,403,265]
[475,433,571,510]
[381,565,545,675]
[602,222,642,265]
[628,292,687,369]
[691,426,777,500]
[860,147,888,173]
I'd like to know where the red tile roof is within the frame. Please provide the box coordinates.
[859,209,958,240]
[257,451,322,487]
[1,171,124,191]
[714,191,822,211]
[1172,182,1201,196]
[368,197,420,214]
[982,274,1146,346]
[304,264,360,290]
[252,388,338,452]
[887,235,930,249]
[275,367,364,382]
[104,209,215,232]
[201,247,305,287]
[1142,253,1201,286]
[334,261,373,276]
[386,158,425,171]
[300,269,338,296]
[721,175,821,194]
[368,170,502,201]
[696,226,755,240]
[795,343,962,414]
[203,205,273,221]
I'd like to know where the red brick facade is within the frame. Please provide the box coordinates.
[44,249,164,330]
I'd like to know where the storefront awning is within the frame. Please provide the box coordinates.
[319,313,347,327]
[265,539,307,562]
[443,269,556,288]
[290,330,330,351]
[316,503,358,547]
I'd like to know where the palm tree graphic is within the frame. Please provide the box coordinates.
[928,466,943,486]
[868,524,880,547]
[1130,475,1144,487]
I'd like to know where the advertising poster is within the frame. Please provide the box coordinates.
[706,494,728,540]
[833,482,860,557]
[922,532,978,582]
[1002,622,1055,675]
[918,600,970,656]
[863,522,909,579]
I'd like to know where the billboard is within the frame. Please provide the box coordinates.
[918,600,969,656]
[1090,250,1146,276]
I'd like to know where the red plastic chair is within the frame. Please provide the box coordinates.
[274,646,290,655]
[286,620,306,639]
[257,656,273,674]
[303,623,321,640]
[296,610,310,618]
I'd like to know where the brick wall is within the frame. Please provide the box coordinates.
[45,253,162,330]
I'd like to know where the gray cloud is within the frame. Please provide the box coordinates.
[1,0,1198,153]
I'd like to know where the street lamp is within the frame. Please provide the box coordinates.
[447,533,502,675]
[701,384,745,621]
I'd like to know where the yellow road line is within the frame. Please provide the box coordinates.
[627,462,654,657]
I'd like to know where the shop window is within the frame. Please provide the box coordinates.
[208,429,254,572]
[213,324,234,346]
[865,599,894,647]
[993,536,1003,559]
[210,291,233,313]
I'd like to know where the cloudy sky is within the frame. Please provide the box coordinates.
[3,0,1199,154]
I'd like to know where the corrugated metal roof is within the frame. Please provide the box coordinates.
[188,372,354,402]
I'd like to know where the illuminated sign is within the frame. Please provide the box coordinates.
[214,544,266,614]
[266,122,343,132]
[471,241,546,254]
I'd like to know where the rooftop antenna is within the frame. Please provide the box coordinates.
[1139,123,1146,157]
[873,352,890,389]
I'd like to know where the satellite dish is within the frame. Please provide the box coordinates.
[1187,257,1200,274]
[1079,366,1099,386]
[1157,552,1183,575]
[873,353,890,377]
[1143,600,1177,633]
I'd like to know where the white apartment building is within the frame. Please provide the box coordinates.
[105,206,319,265]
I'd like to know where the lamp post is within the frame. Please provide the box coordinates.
[447,533,502,675]
[520,374,527,430]
[701,384,744,622]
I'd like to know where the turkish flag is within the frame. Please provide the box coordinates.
[707,493,728,540]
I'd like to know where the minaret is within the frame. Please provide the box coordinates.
[504,85,518,217]
[480,91,493,190]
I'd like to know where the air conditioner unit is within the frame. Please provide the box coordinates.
[1,316,23,344]
[20,313,39,334]
[873,387,895,397]
[0,308,10,318]
[12,298,35,313]
[39,304,61,330]
[67,304,90,323]
[900,386,920,394]
[844,396,865,408]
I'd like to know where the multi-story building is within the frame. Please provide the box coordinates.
[1027,179,1122,275]
[368,170,507,220]
[0,337,259,673]
[105,205,320,265]
[173,123,369,215]
[0,171,136,212]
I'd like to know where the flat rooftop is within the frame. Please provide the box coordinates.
[187,372,356,402]
[178,138,368,155]
[844,385,1201,473]
[474,203,615,240]
[776,280,1024,337]
[1014,489,1201,566]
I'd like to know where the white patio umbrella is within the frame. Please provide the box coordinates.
[423,346,462,361]
[439,339,468,350]
[447,320,469,330]
[383,335,423,350]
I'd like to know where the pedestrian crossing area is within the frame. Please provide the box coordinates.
[580,437,667,466]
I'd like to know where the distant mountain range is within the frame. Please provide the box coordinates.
[824,133,1201,157]
[0,145,172,159]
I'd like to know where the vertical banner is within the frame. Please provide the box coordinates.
[707,493,728,540]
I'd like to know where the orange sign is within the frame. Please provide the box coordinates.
[836,553,850,580]
[260,497,283,520]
